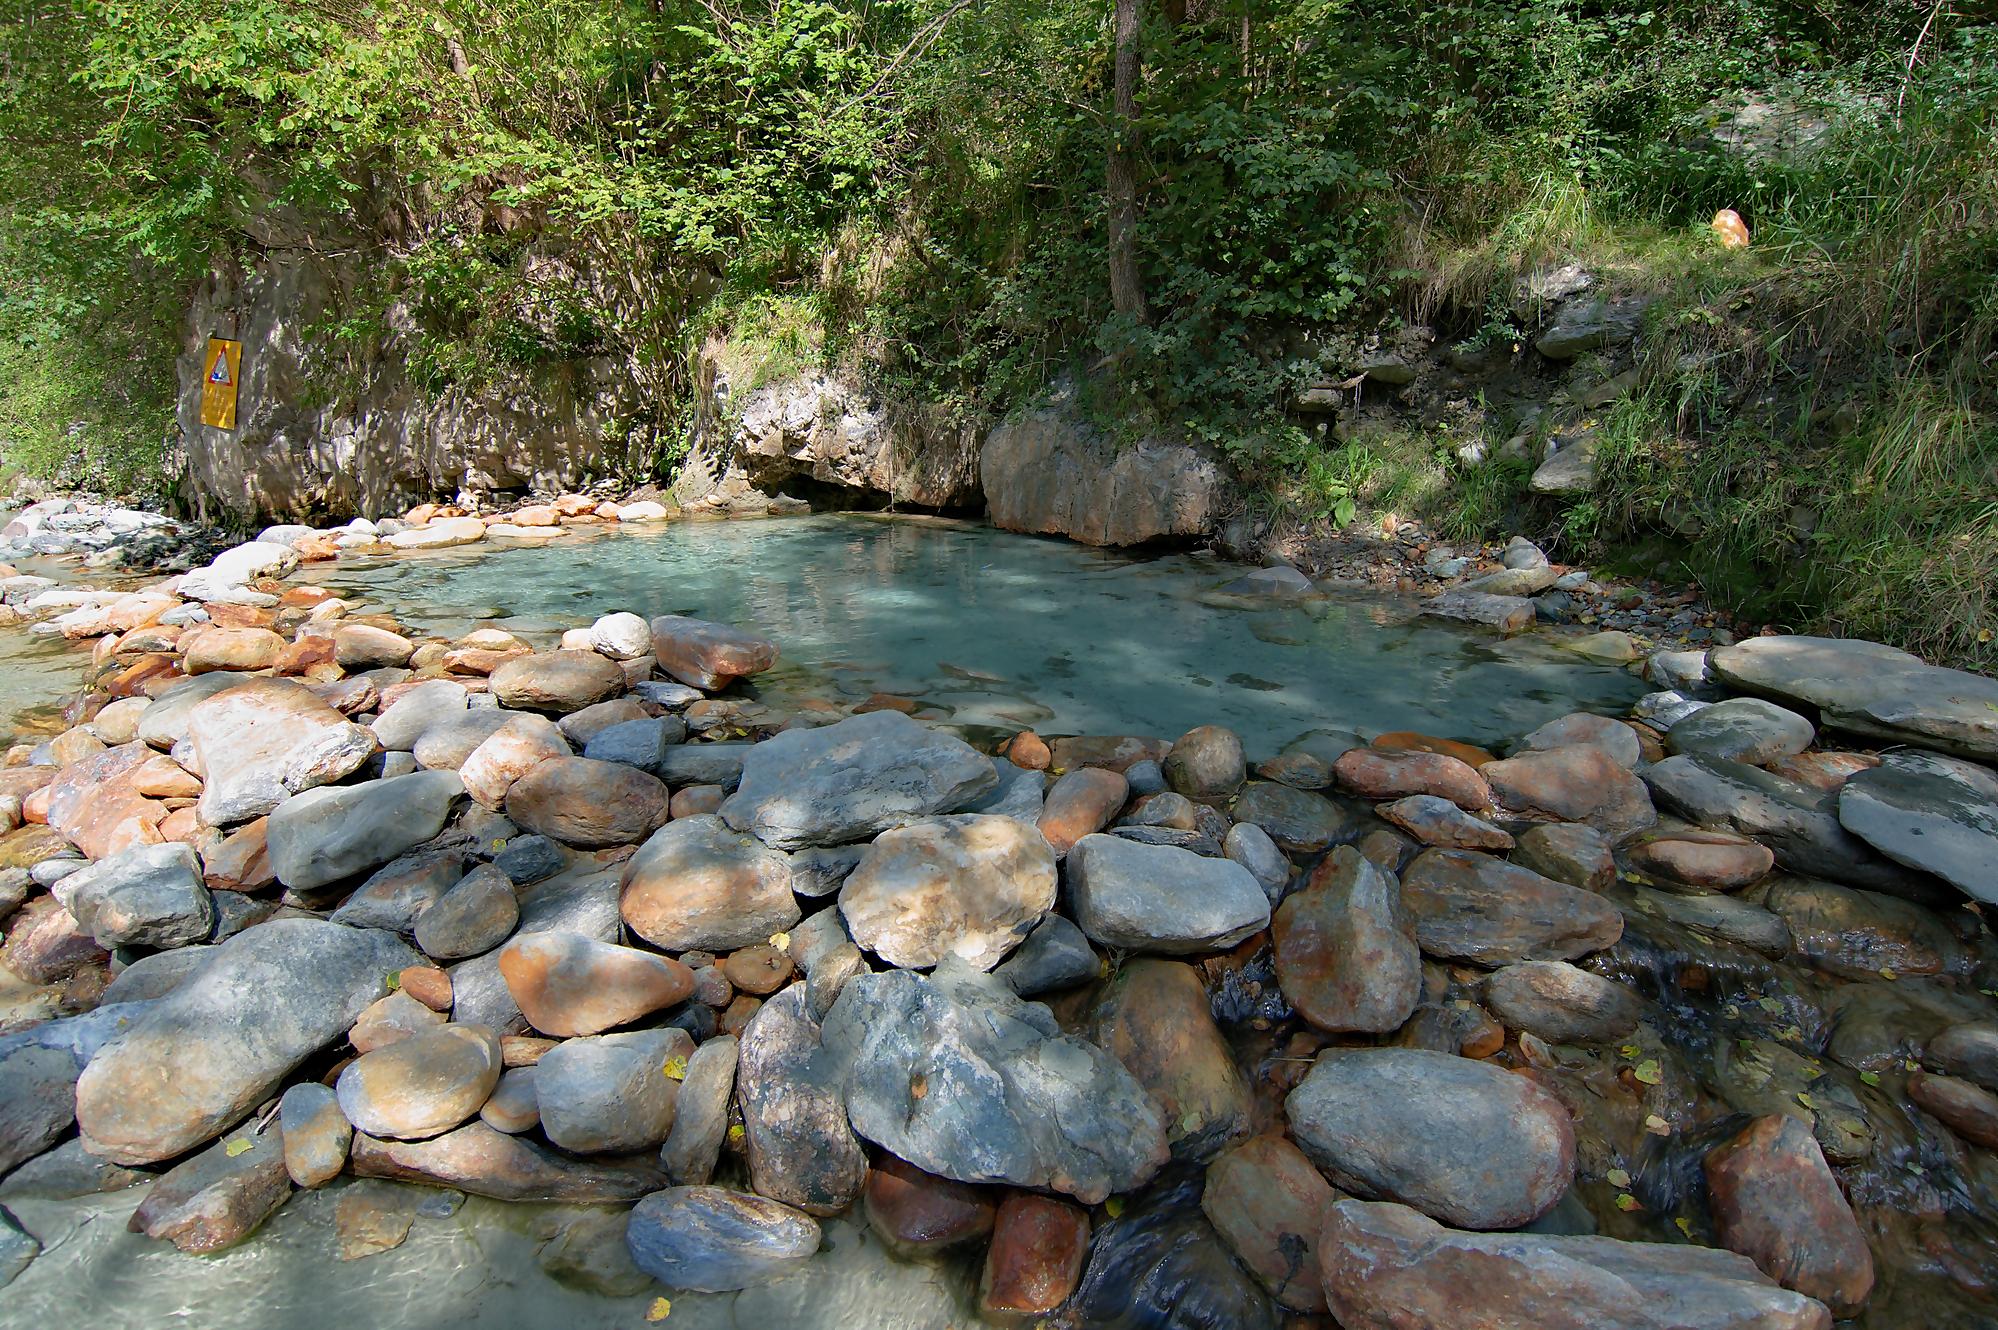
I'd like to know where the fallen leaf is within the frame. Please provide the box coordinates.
[647,1296,672,1322]
[224,1138,253,1157]
[662,1055,687,1081]
[1859,1070,1881,1086]
[769,932,791,952]
[1632,1059,1663,1085]
[1675,1217,1694,1237]
[1606,1167,1632,1189]
[1643,1114,1671,1136]
[1615,1193,1641,1212]
[1104,1197,1125,1218]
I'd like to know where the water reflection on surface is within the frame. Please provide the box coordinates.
[308,514,1645,750]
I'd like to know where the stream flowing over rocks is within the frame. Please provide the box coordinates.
[0,503,1996,1330]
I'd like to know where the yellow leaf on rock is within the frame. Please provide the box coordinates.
[726,1124,746,1148]
[224,1138,253,1157]
[1675,1217,1694,1237]
[1615,1193,1641,1212]
[1606,1167,1631,1189]
[1643,1114,1672,1136]
[1632,1059,1663,1085]
[769,932,791,953]
[647,1297,672,1322]
[1104,1197,1125,1218]
[662,1055,688,1081]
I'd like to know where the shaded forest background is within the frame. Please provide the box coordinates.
[0,0,1992,665]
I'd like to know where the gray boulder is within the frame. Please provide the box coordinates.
[57,842,213,949]
[266,769,464,891]
[1483,961,1643,1045]
[625,1186,822,1292]
[535,1027,693,1155]
[720,711,996,849]
[1667,698,1816,766]
[74,918,416,1164]
[1837,749,1998,905]
[1286,1048,1575,1229]
[739,986,867,1215]
[981,400,1223,547]
[821,964,1168,1204]
[839,814,1056,971]
[0,1044,76,1176]
[661,1034,739,1185]
[1066,833,1269,954]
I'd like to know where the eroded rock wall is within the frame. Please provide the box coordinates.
[177,251,645,523]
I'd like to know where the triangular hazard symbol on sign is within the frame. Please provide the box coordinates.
[209,353,232,385]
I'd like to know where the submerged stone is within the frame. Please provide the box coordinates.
[624,1185,821,1292]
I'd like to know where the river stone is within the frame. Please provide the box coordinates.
[414,864,520,959]
[410,709,516,770]
[720,710,995,849]
[1909,1070,1998,1148]
[1763,876,1966,981]
[863,1154,997,1259]
[1514,712,1641,767]
[620,814,798,951]
[1201,1134,1341,1312]
[1222,822,1289,902]
[1668,697,1816,766]
[1705,1113,1873,1316]
[1061,1169,1273,1330]
[656,741,751,788]
[128,1123,292,1254]
[186,678,378,825]
[1273,846,1419,1034]
[1482,745,1655,840]
[992,913,1100,996]
[1484,960,1642,1044]
[497,931,693,1037]
[1710,633,1998,761]
[1333,748,1492,811]
[75,918,415,1164]
[739,985,867,1215]
[661,1034,738,1185]
[349,990,445,1053]
[371,678,469,750]
[0,1044,76,1176]
[587,611,652,660]
[839,814,1056,971]
[1286,1047,1574,1229]
[1400,848,1623,964]
[582,716,687,774]
[1511,822,1614,889]
[451,859,625,1032]
[277,1082,350,1187]
[558,698,651,746]
[649,615,780,690]
[1926,1022,1998,1091]
[336,1023,504,1140]
[460,714,571,810]
[1066,833,1269,954]
[1037,766,1129,856]
[350,1121,665,1202]
[134,673,239,748]
[789,844,866,898]
[1090,958,1251,1160]
[494,833,566,886]
[328,849,464,932]
[625,1185,821,1292]
[479,1065,538,1133]
[1627,828,1775,890]
[980,1191,1093,1322]
[821,964,1169,1204]
[1319,1199,1833,1330]
[1836,749,1998,905]
[1642,754,1929,896]
[490,650,626,714]
[535,1027,693,1154]
[504,756,669,848]
[1229,780,1358,854]
[0,1137,148,1200]
[266,770,463,891]
[58,841,213,949]
[1376,794,1513,850]
[1422,590,1535,633]
[1163,724,1247,803]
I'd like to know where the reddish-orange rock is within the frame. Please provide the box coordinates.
[1201,1134,1342,1311]
[1006,730,1051,771]
[182,626,284,674]
[1371,731,1496,768]
[45,742,167,859]
[398,965,455,1012]
[1705,1113,1873,1317]
[1037,767,1130,855]
[1712,208,1751,248]
[498,931,695,1037]
[863,1156,997,1259]
[980,1193,1090,1323]
[721,943,795,996]
[1334,748,1492,811]
[202,817,274,891]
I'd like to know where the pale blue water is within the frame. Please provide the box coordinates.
[309,513,1644,752]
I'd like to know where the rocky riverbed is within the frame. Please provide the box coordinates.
[1,497,1997,1328]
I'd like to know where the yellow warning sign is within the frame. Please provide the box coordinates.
[200,337,242,431]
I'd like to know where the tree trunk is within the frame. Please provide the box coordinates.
[1107,0,1148,323]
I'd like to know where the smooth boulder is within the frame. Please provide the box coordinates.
[624,1186,821,1292]
[1066,833,1269,954]
[839,814,1056,971]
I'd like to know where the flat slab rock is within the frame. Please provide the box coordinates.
[1837,749,1998,905]
[1065,833,1269,954]
[1710,634,1998,762]
[649,615,780,690]
[625,1185,821,1292]
[821,963,1169,1204]
[1398,848,1623,964]
[1319,1199,1833,1330]
[720,710,997,849]
[75,917,417,1164]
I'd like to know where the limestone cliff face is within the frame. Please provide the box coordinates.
[176,251,645,522]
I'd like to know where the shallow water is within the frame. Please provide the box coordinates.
[0,628,84,746]
[305,514,1644,751]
